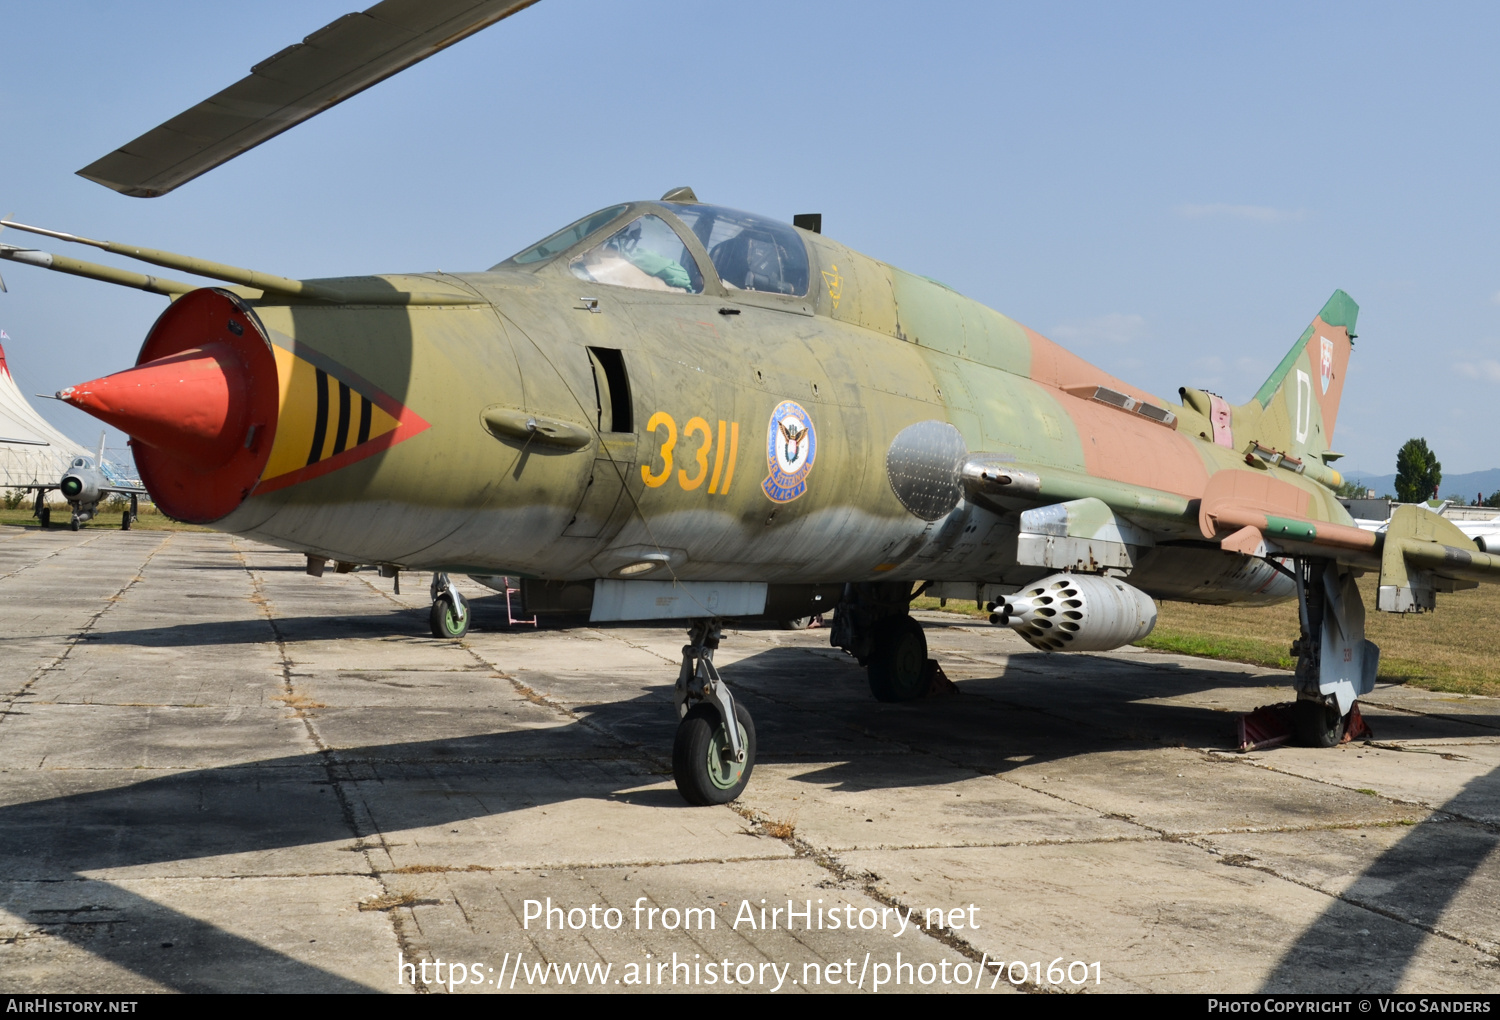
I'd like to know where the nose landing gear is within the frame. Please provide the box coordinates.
[428,571,470,639]
[672,618,755,805]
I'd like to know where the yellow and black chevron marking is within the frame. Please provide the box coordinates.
[255,344,425,494]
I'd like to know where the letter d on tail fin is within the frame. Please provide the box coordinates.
[1246,290,1358,463]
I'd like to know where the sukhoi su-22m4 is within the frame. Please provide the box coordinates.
[5,0,1497,805]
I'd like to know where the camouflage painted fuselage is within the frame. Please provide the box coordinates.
[213,199,1356,606]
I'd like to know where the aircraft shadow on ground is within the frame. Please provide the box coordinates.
[1258,764,1500,993]
[8,602,1497,991]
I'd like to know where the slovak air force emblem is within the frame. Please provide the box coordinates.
[762,400,817,503]
[1319,335,1334,394]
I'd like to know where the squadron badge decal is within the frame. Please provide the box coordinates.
[762,400,817,503]
[1319,335,1334,395]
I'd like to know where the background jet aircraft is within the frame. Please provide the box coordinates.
[6,0,1500,807]
[21,430,145,530]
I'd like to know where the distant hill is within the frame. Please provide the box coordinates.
[1339,468,1500,501]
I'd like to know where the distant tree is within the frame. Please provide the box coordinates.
[1443,493,1470,506]
[1485,492,1500,509]
[1335,477,1369,499]
[1395,438,1442,504]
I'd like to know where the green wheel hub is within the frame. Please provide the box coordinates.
[705,719,749,790]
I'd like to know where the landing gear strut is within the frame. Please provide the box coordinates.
[121,494,138,531]
[428,571,470,639]
[672,619,755,805]
[69,501,96,531]
[1290,557,1378,747]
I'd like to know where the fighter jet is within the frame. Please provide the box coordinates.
[21,431,145,530]
[5,0,1500,807]
[1,331,141,527]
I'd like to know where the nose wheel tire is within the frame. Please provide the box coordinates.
[1293,698,1345,748]
[429,594,470,639]
[673,702,755,805]
[69,518,80,532]
[867,615,928,702]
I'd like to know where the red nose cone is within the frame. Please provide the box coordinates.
[61,342,247,470]
[62,288,280,524]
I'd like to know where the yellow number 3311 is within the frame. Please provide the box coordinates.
[641,411,739,495]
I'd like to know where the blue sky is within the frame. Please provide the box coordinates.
[3,1,1499,483]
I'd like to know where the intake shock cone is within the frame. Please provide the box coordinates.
[58,289,279,523]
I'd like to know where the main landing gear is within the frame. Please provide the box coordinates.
[121,494,138,531]
[428,571,471,639]
[672,619,755,805]
[831,581,937,703]
[1289,557,1378,747]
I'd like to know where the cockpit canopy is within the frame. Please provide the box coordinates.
[499,202,811,298]
[661,203,809,297]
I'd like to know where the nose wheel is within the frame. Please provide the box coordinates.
[428,572,470,639]
[674,702,755,805]
[672,619,755,804]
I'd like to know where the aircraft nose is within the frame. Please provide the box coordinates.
[59,342,249,471]
[57,288,280,524]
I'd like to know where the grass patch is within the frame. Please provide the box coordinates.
[358,891,440,912]
[762,817,797,839]
[911,596,989,619]
[1136,631,1295,672]
[0,503,212,532]
[272,691,327,711]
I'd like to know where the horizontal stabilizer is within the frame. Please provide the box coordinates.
[1378,505,1500,612]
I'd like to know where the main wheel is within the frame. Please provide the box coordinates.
[1293,697,1344,748]
[428,594,470,639]
[673,701,755,805]
[38,508,50,528]
[121,511,132,531]
[867,615,928,702]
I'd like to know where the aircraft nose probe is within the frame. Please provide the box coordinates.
[59,343,252,471]
[56,289,280,523]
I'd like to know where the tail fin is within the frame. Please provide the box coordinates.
[1244,290,1358,461]
[96,430,107,469]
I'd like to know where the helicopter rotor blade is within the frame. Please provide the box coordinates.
[77,0,539,199]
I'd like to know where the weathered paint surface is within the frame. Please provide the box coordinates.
[157,201,1368,604]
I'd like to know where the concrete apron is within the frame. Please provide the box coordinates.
[0,528,1496,993]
